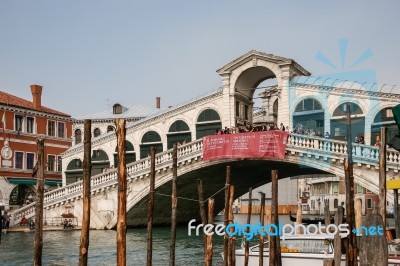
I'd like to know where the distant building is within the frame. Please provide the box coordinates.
[297,175,381,215]
[0,85,73,211]
[65,99,160,184]
[237,177,298,214]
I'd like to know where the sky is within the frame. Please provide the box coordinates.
[1,0,399,118]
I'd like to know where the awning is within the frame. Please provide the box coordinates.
[7,177,62,186]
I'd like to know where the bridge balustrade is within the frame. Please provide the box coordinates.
[9,134,398,226]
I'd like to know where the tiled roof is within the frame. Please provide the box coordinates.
[74,103,160,120]
[0,90,71,117]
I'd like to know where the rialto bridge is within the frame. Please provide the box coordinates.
[8,50,400,228]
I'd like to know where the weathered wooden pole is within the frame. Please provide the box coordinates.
[394,189,400,238]
[116,119,127,266]
[79,120,92,266]
[324,202,330,227]
[379,126,387,228]
[359,208,388,266]
[205,198,214,266]
[33,139,45,266]
[244,187,252,266]
[169,142,178,266]
[227,185,235,266]
[345,103,357,266]
[355,198,362,230]
[270,170,281,266]
[323,259,334,266]
[296,204,302,234]
[333,206,344,266]
[196,179,207,258]
[259,192,266,266]
[146,146,156,266]
[223,165,231,266]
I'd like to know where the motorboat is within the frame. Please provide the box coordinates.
[227,234,400,266]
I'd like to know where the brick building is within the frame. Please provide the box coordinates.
[0,85,73,211]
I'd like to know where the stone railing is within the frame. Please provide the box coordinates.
[10,133,399,225]
[10,140,203,225]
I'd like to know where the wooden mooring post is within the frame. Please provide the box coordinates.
[196,179,207,259]
[345,103,357,266]
[146,146,156,266]
[296,204,302,234]
[259,192,265,266]
[227,185,235,266]
[379,126,387,228]
[169,142,178,266]
[270,170,281,266]
[116,119,127,266]
[33,139,45,266]
[333,206,344,266]
[244,187,252,266]
[79,120,92,266]
[206,198,214,266]
[359,208,388,266]
[223,165,231,266]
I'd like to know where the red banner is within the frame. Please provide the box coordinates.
[202,131,288,161]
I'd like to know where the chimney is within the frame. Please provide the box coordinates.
[30,84,43,110]
[156,97,161,109]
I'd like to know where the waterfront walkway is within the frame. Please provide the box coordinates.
[4,225,81,233]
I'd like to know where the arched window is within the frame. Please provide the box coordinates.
[74,129,82,145]
[371,107,397,145]
[113,103,122,114]
[196,109,222,139]
[293,98,324,136]
[91,149,110,176]
[65,159,83,185]
[114,140,136,166]
[140,131,163,159]
[331,102,364,141]
[167,120,191,149]
[93,128,101,137]
[107,125,115,132]
[334,198,338,208]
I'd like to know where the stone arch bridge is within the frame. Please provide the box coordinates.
[10,134,400,229]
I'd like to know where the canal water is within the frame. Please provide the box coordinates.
[2,213,377,266]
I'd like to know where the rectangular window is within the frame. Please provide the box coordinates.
[26,117,34,133]
[57,156,62,172]
[48,120,56,136]
[15,115,23,132]
[367,198,372,209]
[387,109,393,118]
[235,101,240,117]
[58,122,65,138]
[332,183,339,194]
[48,155,56,171]
[357,184,363,194]
[244,105,249,120]
[26,153,35,169]
[15,152,24,169]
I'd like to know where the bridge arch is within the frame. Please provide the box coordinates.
[112,156,343,228]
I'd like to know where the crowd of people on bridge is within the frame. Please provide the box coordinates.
[216,123,287,135]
